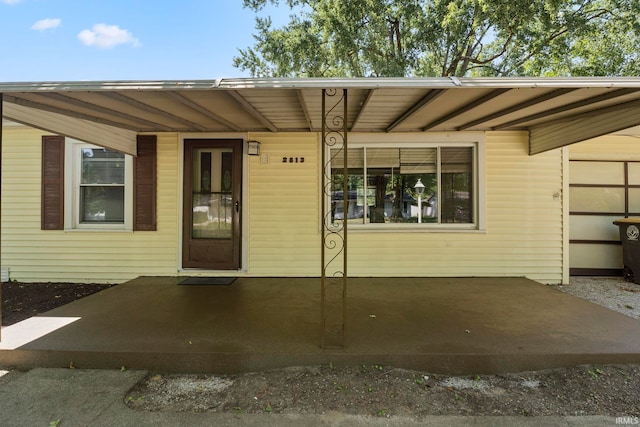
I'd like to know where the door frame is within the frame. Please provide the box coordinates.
[178,133,249,272]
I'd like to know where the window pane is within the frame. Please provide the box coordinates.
[82,148,125,184]
[80,186,125,223]
[570,187,625,213]
[629,162,640,186]
[192,193,233,239]
[366,147,437,224]
[441,147,473,223]
[570,161,624,185]
[629,188,640,213]
[191,148,234,239]
[331,148,365,224]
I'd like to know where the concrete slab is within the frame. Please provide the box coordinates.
[0,365,624,426]
[1,277,640,374]
[0,368,147,427]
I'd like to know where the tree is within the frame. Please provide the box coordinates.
[235,0,640,77]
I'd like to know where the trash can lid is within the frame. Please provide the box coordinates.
[613,217,640,225]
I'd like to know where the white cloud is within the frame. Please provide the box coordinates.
[2,0,23,5]
[31,18,61,31]
[77,24,141,49]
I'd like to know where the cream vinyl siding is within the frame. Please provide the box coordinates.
[346,132,564,284]
[246,133,321,276]
[1,128,180,283]
[244,131,563,283]
[3,128,565,283]
[569,134,640,161]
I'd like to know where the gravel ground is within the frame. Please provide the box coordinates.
[558,276,640,319]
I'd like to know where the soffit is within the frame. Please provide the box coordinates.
[2,77,640,153]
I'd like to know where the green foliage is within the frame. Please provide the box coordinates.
[236,0,640,77]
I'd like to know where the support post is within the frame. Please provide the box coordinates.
[1,93,3,342]
[321,89,348,348]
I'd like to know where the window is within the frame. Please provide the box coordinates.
[330,141,479,229]
[65,140,133,230]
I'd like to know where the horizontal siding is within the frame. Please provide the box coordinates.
[570,135,640,160]
[3,128,564,283]
[347,131,564,284]
[1,129,180,283]
[246,133,320,275]
[241,131,564,283]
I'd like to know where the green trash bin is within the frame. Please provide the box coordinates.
[613,218,640,284]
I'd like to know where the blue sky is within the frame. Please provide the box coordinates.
[0,0,293,82]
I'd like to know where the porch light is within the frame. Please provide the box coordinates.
[414,179,425,224]
[247,140,261,156]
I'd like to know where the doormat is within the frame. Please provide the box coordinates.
[179,277,237,286]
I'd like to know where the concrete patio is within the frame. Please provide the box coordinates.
[1,277,640,374]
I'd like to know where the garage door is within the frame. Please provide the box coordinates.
[570,160,640,275]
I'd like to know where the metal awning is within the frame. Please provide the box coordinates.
[2,77,640,155]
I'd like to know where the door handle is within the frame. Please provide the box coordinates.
[235,201,239,213]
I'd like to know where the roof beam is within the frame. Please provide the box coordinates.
[387,89,446,132]
[161,91,242,132]
[29,92,174,131]
[3,94,144,131]
[494,88,640,130]
[351,89,376,131]
[457,88,577,131]
[228,90,278,132]
[420,89,511,131]
[296,89,313,131]
[529,98,640,155]
[3,101,137,155]
[98,92,209,131]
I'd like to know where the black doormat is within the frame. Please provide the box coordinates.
[179,277,237,286]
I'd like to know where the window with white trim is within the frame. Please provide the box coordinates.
[330,141,480,228]
[65,140,133,230]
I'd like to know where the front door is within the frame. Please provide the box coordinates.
[183,139,242,269]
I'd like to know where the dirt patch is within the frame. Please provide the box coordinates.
[125,364,640,417]
[1,281,116,326]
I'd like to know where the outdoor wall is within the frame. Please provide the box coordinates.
[244,131,564,283]
[0,127,180,283]
[245,132,321,276]
[570,134,640,161]
[346,131,565,284]
[1,127,565,284]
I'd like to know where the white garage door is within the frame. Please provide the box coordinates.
[570,160,640,275]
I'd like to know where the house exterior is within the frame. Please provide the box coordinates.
[2,78,640,285]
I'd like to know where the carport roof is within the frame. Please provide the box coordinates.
[2,76,640,155]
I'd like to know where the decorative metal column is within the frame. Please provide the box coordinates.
[321,88,348,348]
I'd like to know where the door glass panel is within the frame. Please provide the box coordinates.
[192,148,233,239]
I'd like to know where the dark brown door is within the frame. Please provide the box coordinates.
[183,139,242,269]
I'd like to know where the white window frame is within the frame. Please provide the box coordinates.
[64,139,133,231]
[327,132,486,232]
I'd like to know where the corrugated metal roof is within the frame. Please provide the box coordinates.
[2,77,640,153]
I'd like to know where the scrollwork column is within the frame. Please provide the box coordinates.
[321,88,348,348]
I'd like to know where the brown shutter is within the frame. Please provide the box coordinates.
[134,135,157,231]
[41,135,65,230]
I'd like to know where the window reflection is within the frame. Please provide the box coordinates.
[331,146,474,225]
